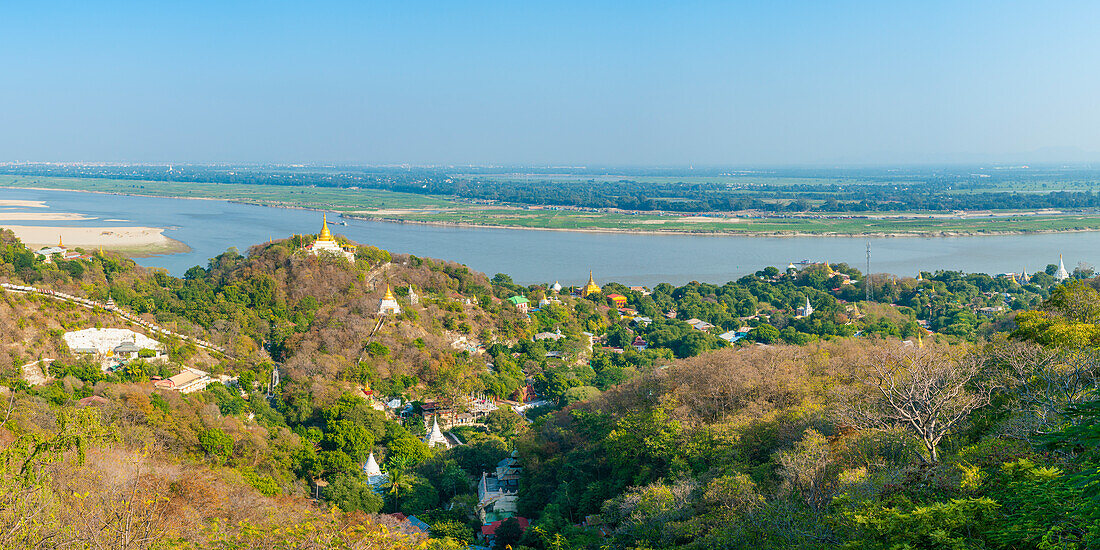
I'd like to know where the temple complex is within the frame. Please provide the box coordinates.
[304,215,356,262]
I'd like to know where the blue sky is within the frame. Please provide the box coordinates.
[2,1,1099,165]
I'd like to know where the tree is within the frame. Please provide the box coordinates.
[325,474,383,514]
[774,429,837,513]
[493,517,525,550]
[845,344,997,463]
[198,428,234,465]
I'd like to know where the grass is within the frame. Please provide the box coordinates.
[5,175,1100,236]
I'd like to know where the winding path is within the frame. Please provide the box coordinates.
[1,281,229,356]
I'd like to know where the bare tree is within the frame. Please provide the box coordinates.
[992,339,1100,434]
[845,344,997,463]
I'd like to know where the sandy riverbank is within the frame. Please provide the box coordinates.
[0,224,191,256]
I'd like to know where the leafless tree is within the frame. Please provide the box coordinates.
[991,339,1100,434]
[844,344,998,463]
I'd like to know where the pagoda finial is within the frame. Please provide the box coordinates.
[383,285,395,300]
[58,235,64,248]
[319,214,333,241]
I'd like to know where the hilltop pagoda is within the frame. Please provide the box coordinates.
[305,214,355,261]
[378,285,401,316]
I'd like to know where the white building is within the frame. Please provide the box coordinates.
[378,285,402,315]
[64,328,165,362]
[796,297,814,317]
[363,451,389,487]
[408,286,419,305]
[1055,255,1071,282]
[424,416,450,448]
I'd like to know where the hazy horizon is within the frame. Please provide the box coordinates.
[4,1,1100,166]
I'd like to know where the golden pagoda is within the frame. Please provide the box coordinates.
[305,214,355,261]
[318,214,335,241]
[825,262,834,275]
[58,235,64,248]
[378,284,401,315]
[581,271,601,297]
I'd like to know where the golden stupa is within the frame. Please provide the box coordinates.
[581,271,601,297]
[383,285,396,301]
[318,214,335,241]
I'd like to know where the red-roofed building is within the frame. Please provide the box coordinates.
[607,294,628,308]
[482,517,529,543]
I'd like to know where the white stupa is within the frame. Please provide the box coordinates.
[424,416,449,448]
[363,451,388,486]
[1055,255,1071,282]
[364,451,382,476]
[378,285,401,316]
[796,297,814,317]
[551,281,562,293]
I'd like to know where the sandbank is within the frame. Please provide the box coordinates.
[0,199,47,208]
[0,224,190,256]
[0,212,93,221]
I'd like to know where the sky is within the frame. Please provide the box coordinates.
[2,1,1100,166]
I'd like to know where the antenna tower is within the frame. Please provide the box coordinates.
[865,242,872,301]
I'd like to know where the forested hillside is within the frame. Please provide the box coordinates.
[1,227,1098,548]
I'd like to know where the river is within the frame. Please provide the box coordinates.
[2,187,1097,286]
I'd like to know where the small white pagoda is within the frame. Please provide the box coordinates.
[378,285,401,316]
[1055,255,1071,282]
[424,416,449,448]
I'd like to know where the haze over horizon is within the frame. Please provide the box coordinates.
[4,1,1099,167]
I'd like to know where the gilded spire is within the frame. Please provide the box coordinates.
[383,285,395,300]
[582,271,601,297]
[318,214,334,241]
[58,235,64,248]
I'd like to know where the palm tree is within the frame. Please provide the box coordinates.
[386,455,414,511]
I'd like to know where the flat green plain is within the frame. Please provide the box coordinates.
[6,175,1100,236]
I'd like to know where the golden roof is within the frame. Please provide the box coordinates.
[582,270,601,296]
[58,235,64,248]
[318,214,334,241]
[383,285,395,301]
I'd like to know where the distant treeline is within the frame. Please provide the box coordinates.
[7,164,1100,213]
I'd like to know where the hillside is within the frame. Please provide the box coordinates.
[1,226,1098,549]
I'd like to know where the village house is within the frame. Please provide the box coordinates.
[684,318,715,331]
[507,295,530,313]
[606,293,628,308]
[154,367,212,394]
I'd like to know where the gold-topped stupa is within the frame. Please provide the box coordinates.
[383,285,396,300]
[581,271,601,297]
[318,214,335,241]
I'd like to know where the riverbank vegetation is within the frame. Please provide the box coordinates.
[12,164,1100,235]
[1,227,1098,548]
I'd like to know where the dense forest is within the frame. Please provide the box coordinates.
[1,227,1098,548]
[9,163,1100,213]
